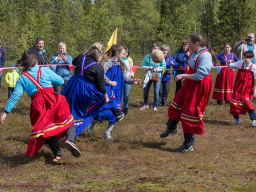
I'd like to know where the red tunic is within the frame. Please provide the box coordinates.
[212,53,235,101]
[230,63,254,116]
[23,68,74,156]
[168,50,212,135]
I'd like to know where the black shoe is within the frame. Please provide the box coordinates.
[116,111,125,122]
[217,100,223,105]
[160,129,177,138]
[123,108,128,115]
[174,145,193,153]
[225,101,230,104]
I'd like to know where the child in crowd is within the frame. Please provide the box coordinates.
[5,63,19,99]
[122,47,134,115]
[0,50,81,162]
[228,51,256,126]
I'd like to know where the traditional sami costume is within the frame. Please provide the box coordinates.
[105,61,124,110]
[62,55,115,136]
[168,50,212,135]
[213,52,238,101]
[24,68,73,156]
[230,62,254,115]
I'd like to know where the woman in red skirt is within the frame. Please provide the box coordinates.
[228,51,256,126]
[160,32,214,152]
[0,50,81,162]
[212,43,239,104]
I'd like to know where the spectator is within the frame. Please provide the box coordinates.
[50,42,73,93]
[140,43,166,112]
[5,63,19,99]
[0,41,6,96]
[29,37,49,65]
[234,33,256,63]
[172,42,190,94]
[122,47,134,114]
[159,45,176,106]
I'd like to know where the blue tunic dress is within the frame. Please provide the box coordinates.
[94,61,125,123]
[62,55,115,136]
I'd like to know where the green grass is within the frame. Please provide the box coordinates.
[0,63,256,191]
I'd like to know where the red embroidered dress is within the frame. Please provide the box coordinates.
[230,63,254,116]
[168,50,212,135]
[212,53,235,101]
[23,68,73,156]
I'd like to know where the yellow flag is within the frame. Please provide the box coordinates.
[105,28,118,52]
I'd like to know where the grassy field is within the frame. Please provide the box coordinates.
[0,63,256,192]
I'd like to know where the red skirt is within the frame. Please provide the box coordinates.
[230,69,254,116]
[26,88,74,156]
[212,67,235,101]
[168,74,212,135]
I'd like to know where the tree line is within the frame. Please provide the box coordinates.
[0,0,255,62]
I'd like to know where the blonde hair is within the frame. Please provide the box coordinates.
[86,42,105,61]
[58,42,66,49]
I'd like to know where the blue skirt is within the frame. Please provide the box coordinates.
[105,65,124,109]
[62,73,115,136]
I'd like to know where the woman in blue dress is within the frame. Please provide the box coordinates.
[86,45,140,141]
[62,42,116,136]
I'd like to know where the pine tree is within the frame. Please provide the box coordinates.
[215,0,255,53]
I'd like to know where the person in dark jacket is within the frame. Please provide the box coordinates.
[172,42,190,94]
[0,41,6,96]
[29,37,49,65]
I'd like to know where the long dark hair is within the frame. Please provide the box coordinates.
[189,32,217,64]
[17,50,38,72]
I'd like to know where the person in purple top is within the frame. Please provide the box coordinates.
[159,45,176,106]
[212,43,239,104]
[172,42,190,94]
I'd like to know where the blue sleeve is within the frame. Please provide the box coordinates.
[5,77,25,113]
[193,52,213,80]
[50,56,56,64]
[182,54,188,68]
[173,50,179,61]
[1,49,5,67]
[66,55,73,64]
[216,53,222,60]
[170,56,177,66]
[50,56,57,72]
[233,53,239,62]
[43,67,64,85]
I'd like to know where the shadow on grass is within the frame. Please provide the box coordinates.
[0,152,43,167]
[0,151,68,167]
[129,102,143,108]
[6,136,29,144]
[130,140,174,152]
[204,119,232,126]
